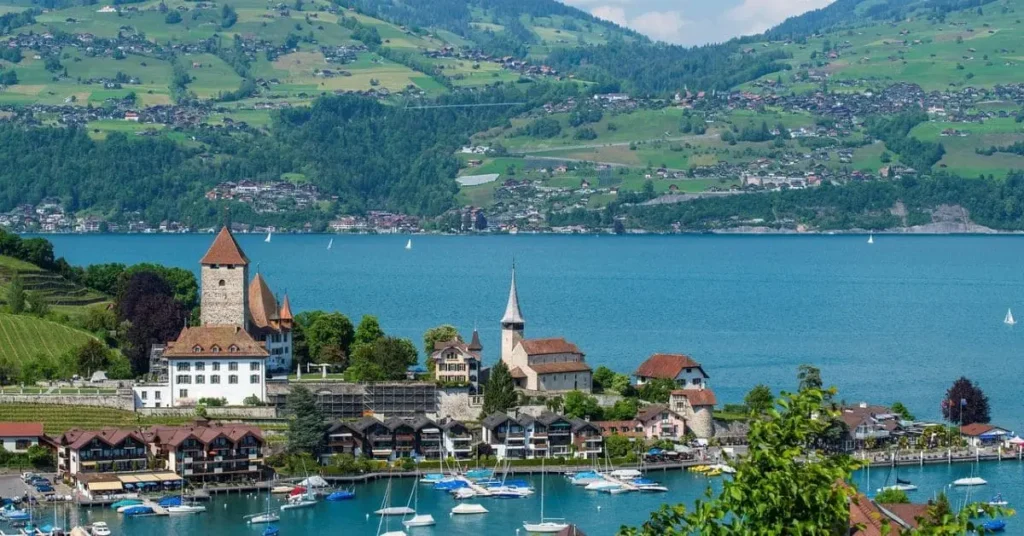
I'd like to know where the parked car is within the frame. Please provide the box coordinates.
[30,478,51,486]
[21,472,38,482]
[35,485,55,494]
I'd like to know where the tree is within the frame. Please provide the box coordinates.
[610,373,633,395]
[545,395,563,413]
[423,325,460,372]
[592,365,616,393]
[164,11,182,23]
[744,384,773,415]
[874,488,910,504]
[798,364,823,392]
[319,344,347,368]
[75,339,110,375]
[481,361,516,416]
[639,378,676,404]
[354,315,384,348]
[604,434,632,458]
[606,398,639,420]
[286,385,326,456]
[563,390,603,420]
[25,291,48,317]
[117,271,186,375]
[6,271,24,314]
[220,4,238,28]
[891,401,915,421]
[941,377,990,426]
[347,336,418,382]
[305,312,354,362]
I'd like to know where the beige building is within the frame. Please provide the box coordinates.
[498,266,592,393]
[431,331,483,392]
[668,388,717,439]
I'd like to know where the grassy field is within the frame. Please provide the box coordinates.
[86,119,166,140]
[0,403,194,433]
[909,117,1024,177]
[252,50,434,96]
[0,313,97,361]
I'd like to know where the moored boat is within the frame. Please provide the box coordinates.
[451,503,488,515]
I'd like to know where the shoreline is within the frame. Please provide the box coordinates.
[17,229,1024,237]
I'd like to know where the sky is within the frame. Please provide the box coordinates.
[559,0,836,46]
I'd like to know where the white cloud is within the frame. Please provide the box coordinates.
[591,5,629,26]
[629,10,689,43]
[725,0,834,35]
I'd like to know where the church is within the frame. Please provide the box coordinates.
[133,227,293,407]
[499,266,593,393]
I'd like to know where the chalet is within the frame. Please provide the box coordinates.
[0,422,44,453]
[839,403,901,451]
[53,428,150,482]
[441,419,474,459]
[145,422,265,483]
[480,412,527,460]
[635,404,687,441]
[323,421,364,461]
[960,423,1011,447]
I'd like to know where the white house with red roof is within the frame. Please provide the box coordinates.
[634,353,709,388]
[0,422,44,453]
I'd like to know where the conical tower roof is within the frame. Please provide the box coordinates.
[501,265,524,325]
[468,328,483,351]
[279,294,293,321]
[200,226,249,266]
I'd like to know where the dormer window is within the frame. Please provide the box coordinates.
[229,344,239,352]
[192,345,202,353]
[211,345,221,353]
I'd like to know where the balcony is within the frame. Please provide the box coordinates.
[449,435,472,442]
[583,436,602,443]
[79,453,147,462]
[396,434,415,442]
[528,444,548,450]
[854,429,891,440]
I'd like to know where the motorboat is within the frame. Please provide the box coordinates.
[708,463,736,474]
[584,481,620,491]
[600,486,630,495]
[167,504,207,514]
[880,483,918,492]
[451,503,488,515]
[636,484,669,492]
[326,490,355,501]
[122,506,154,516]
[609,469,641,479]
[465,469,493,480]
[270,486,295,494]
[109,499,142,510]
[419,473,447,484]
[981,519,1006,532]
[116,504,145,513]
[569,471,603,486]
[434,480,468,491]
[488,486,533,498]
[953,477,988,487]
[90,522,112,536]
[452,488,477,500]
[989,494,1009,506]
[263,525,280,536]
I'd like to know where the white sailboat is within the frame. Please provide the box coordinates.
[451,503,488,515]
[405,239,412,250]
[265,231,272,243]
[327,238,333,250]
[867,233,874,244]
[246,481,281,524]
[377,478,408,536]
[167,477,207,514]
[1005,308,1016,326]
[401,480,435,528]
[523,459,569,534]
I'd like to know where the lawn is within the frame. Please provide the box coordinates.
[0,313,97,361]
[180,53,245,99]
[85,119,166,140]
[254,51,431,96]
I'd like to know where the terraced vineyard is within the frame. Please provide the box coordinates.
[0,313,97,360]
[0,255,108,308]
[0,403,193,433]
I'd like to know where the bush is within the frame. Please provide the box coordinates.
[164,11,182,23]
[198,397,227,407]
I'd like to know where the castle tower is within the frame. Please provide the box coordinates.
[199,227,250,328]
[500,265,524,363]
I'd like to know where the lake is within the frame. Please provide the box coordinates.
[41,233,1024,428]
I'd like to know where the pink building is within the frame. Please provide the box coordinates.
[635,404,687,441]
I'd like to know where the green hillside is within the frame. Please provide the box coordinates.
[0,313,97,361]
[0,256,109,308]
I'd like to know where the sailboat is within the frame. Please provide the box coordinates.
[167,477,206,514]
[245,484,280,524]
[523,459,569,534]
[878,451,916,492]
[867,233,874,244]
[401,479,435,528]
[327,238,333,250]
[265,231,272,243]
[377,478,408,536]
[375,477,415,516]
[405,239,412,250]
[1005,309,1016,326]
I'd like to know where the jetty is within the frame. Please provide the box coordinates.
[454,475,492,497]
[598,473,638,491]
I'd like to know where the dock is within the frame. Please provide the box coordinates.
[140,500,170,516]
[454,475,492,496]
[598,473,638,491]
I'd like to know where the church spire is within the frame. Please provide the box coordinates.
[501,263,524,326]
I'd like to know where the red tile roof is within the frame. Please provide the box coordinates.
[519,338,582,356]
[278,295,293,321]
[530,361,592,374]
[248,273,279,330]
[509,367,527,379]
[879,503,928,529]
[55,428,146,450]
[148,423,263,448]
[671,388,717,407]
[200,227,249,266]
[592,420,643,437]
[636,403,681,423]
[849,493,886,536]
[0,422,43,437]
[635,353,705,380]
[960,423,997,437]
[164,325,268,358]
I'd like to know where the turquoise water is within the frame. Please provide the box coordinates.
[10,461,1024,535]
[43,234,1024,428]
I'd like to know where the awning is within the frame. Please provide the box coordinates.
[154,472,181,480]
[87,481,123,492]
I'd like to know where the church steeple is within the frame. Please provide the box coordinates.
[501,263,524,327]
[500,264,524,363]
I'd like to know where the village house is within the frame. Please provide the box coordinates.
[593,420,645,439]
[634,404,688,441]
[668,388,717,439]
[960,423,1011,448]
[442,419,474,460]
[0,422,45,453]
[839,403,901,452]
[634,353,709,389]
[323,416,447,461]
[480,412,603,460]
[145,421,266,483]
[52,428,151,484]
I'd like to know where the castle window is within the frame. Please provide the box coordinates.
[229,363,238,371]
[210,375,220,384]
[192,345,202,353]
[229,345,239,352]
[211,345,221,353]
[212,362,220,371]
[195,362,205,371]
[229,375,238,384]
[218,280,225,286]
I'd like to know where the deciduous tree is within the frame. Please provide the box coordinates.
[6,271,24,314]
[942,377,990,426]
[639,378,675,404]
[423,325,459,372]
[744,384,773,415]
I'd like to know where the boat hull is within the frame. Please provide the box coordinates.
[523,522,570,533]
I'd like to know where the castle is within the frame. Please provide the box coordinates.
[134,227,293,407]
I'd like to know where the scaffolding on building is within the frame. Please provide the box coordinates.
[267,381,437,419]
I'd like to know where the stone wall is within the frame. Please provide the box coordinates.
[689,407,715,439]
[200,264,249,327]
[0,394,135,411]
[437,389,481,422]
[136,406,279,419]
